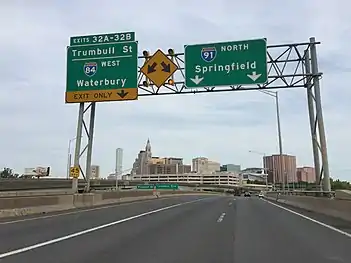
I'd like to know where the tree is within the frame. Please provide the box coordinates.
[0,168,19,179]
[330,178,351,190]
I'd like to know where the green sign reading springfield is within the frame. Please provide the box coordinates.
[184,39,268,88]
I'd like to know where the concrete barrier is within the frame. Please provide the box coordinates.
[0,189,73,198]
[0,190,215,218]
[0,195,73,210]
[265,193,351,222]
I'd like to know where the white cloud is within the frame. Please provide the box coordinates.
[0,0,350,181]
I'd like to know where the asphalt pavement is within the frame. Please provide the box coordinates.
[0,194,350,263]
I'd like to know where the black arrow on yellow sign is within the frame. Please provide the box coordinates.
[147,62,157,74]
[161,61,171,73]
[117,90,128,98]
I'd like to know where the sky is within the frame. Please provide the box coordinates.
[0,0,350,181]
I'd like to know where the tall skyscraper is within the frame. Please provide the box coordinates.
[115,148,123,177]
[132,139,153,175]
[263,154,297,184]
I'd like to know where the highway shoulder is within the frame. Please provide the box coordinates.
[264,198,351,235]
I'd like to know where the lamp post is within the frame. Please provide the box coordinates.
[66,137,76,179]
[258,90,285,191]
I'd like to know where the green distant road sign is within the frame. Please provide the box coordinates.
[137,184,154,190]
[184,39,267,88]
[156,184,179,190]
[136,184,179,190]
[66,41,138,103]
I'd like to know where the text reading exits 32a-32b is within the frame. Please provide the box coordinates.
[70,32,134,46]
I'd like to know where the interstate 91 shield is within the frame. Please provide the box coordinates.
[83,62,98,77]
[201,47,217,62]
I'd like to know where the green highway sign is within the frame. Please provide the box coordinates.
[70,32,135,46]
[66,41,138,103]
[137,184,154,190]
[136,184,179,190]
[184,39,267,88]
[156,184,179,190]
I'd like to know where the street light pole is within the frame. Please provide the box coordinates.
[259,90,285,191]
[275,93,285,191]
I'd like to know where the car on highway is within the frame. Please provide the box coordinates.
[258,192,264,198]
[244,191,251,197]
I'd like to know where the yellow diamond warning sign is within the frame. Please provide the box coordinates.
[70,166,80,178]
[141,50,178,88]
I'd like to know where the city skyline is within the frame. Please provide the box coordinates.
[128,139,316,184]
[5,137,337,182]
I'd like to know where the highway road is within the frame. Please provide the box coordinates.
[0,195,350,262]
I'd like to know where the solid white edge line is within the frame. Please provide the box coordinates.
[0,197,210,259]
[263,199,351,239]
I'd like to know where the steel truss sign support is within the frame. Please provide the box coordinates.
[71,37,331,193]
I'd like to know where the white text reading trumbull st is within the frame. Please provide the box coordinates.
[71,45,132,58]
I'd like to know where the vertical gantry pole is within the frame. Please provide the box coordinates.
[115,149,119,190]
[72,102,84,192]
[66,140,71,179]
[85,102,96,192]
[305,50,322,189]
[309,37,331,192]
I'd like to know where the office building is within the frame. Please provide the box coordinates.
[192,157,208,173]
[192,157,220,174]
[131,139,191,176]
[148,162,191,174]
[263,154,297,184]
[296,167,316,183]
[208,160,221,173]
[148,157,190,174]
[90,165,100,179]
[115,148,123,176]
